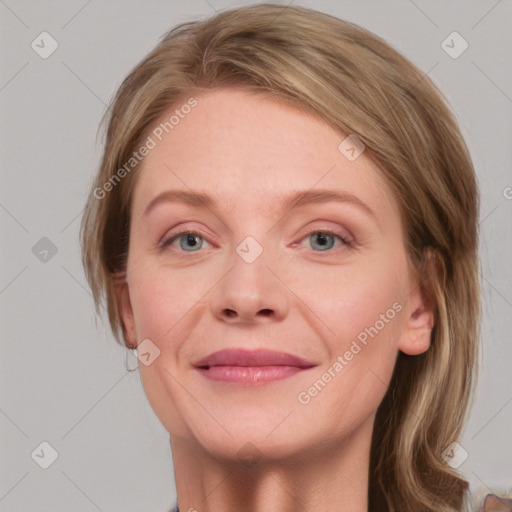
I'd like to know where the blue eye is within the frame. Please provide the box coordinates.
[304,230,350,251]
[161,231,211,252]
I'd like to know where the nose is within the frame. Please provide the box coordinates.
[209,239,289,325]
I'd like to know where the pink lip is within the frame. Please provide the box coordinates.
[194,349,316,386]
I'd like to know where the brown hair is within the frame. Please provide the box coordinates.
[80,4,480,510]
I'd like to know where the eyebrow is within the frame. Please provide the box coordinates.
[142,188,375,219]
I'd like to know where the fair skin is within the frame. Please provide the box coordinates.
[116,88,434,512]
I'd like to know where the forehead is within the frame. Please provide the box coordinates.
[130,88,398,223]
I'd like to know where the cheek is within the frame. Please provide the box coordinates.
[294,257,406,351]
[127,262,207,437]
[293,257,406,411]
[128,263,206,341]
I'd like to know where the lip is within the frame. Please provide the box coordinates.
[193,349,317,386]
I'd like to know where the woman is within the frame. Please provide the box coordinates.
[80,3,480,511]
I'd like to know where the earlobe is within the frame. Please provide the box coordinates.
[115,276,138,349]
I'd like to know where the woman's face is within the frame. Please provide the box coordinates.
[118,88,432,462]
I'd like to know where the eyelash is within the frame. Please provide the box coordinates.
[159,228,353,254]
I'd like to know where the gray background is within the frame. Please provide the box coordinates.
[1,0,511,510]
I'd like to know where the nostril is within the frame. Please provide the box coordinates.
[259,309,273,316]
[224,309,237,318]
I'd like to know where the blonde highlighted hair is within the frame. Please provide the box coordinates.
[80,4,480,511]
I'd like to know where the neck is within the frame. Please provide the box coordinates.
[170,418,373,512]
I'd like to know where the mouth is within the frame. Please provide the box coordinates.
[193,349,317,386]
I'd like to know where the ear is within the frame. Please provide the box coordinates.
[397,285,434,356]
[397,254,436,356]
[114,274,138,349]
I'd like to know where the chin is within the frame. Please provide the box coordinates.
[198,429,312,466]
[183,402,334,464]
